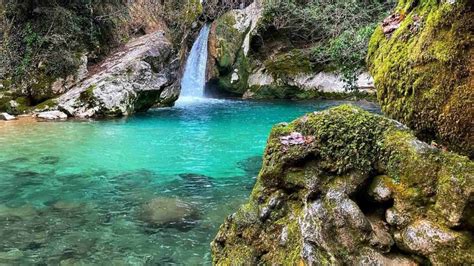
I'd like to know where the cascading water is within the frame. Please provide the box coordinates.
[178,24,211,101]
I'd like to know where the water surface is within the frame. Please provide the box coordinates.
[0,99,379,264]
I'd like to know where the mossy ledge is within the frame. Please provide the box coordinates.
[211,105,473,265]
[367,0,474,157]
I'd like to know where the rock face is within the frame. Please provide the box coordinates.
[367,0,473,157]
[211,105,473,265]
[207,1,262,95]
[245,70,375,100]
[207,1,377,99]
[57,31,178,118]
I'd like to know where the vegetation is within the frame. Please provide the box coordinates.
[259,0,396,90]
[367,0,473,157]
[0,0,201,105]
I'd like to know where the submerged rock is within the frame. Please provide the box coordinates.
[179,173,214,190]
[0,204,38,219]
[138,197,199,229]
[211,105,473,265]
[0,249,23,261]
[237,156,263,177]
[58,31,178,118]
[39,156,60,165]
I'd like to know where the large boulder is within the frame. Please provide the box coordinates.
[137,197,199,228]
[58,31,179,118]
[367,0,473,157]
[211,105,473,265]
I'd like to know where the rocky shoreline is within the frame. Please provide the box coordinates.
[211,105,473,264]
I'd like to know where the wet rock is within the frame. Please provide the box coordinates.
[35,111,68,120]
[0,204,37,219]
[24,241,43,251]
[0,112,16,121]
[237,156,263,177]
[0,249,23,261]
[368,175,393,202]
[138,197,199,228]
[367,214,394,252]
[40,156,60,165]
[356,248,417,265]
[52,201,84,212]
[396,219,473,263]
[179,173,214,190]
[385,208,408,227]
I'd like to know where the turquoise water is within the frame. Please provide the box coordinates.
[0,99,379,265]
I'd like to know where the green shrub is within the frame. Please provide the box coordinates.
[259,0,395,90]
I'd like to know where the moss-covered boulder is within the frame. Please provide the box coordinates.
[211,105,473,264]
[207,3,260,95]
[367,0,473,157]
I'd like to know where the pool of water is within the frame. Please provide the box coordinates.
[0,99,379,265]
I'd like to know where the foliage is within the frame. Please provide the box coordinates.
[0,0,200,104]
[1,0,130,102]
[311,25,376,90]
[259,0,395,90]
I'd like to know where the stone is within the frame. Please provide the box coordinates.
[367,0,473,157]
[368,175,393,202]
[0,249,23,261]
[58,31,178,118]
[236,156,263,177]
[0,204,37,219]
[138,197,198,227]
[0,112,16,121]
[35,111,68,120]
[399,220,454,255]
[211,105,474,265]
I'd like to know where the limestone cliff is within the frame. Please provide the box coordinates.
[367,0,473,157]
[211,105,473,264]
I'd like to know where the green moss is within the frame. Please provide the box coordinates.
[274,203,304,264]
[34,98,58,110]
[367,0,473,157]
[1,78,12,91]
[180,0,203,25]
[28,74,57,104]
[265,50,312,79]
[0,95,14,113]
[217,51,251,94]
[215,12,241,69]
[212,105,474,264]
[79,85,96,105]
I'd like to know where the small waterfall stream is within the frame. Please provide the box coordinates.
[178,24,211,101]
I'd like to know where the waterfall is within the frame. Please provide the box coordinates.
[179,24,211,100]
